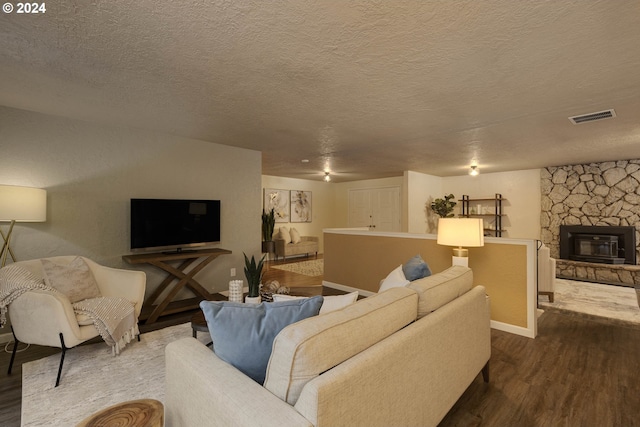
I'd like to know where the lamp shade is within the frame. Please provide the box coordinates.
[0,185,47,222]
[437,218,484,247]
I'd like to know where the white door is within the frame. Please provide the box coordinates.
[348,186,401,232]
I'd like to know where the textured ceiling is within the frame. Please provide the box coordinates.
[2,1,640,182]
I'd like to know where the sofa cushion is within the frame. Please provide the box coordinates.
[264,287,418,405]
[41,256,101,303]
[290,227,301,244]
[378,264,409,292]
[199,296,323,384]
[402,254,432,281]
[278,227,292,244]
[407,265,473,318]
[272,291,359,314]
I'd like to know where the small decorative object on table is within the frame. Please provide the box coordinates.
[243,253,265,304]
[260,280,290,302]
[228,280,243,303]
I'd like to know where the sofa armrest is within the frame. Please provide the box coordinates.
[294,286,490,427]
[165,338,312,427]
[9,290,94,348]
[300,236,319,243]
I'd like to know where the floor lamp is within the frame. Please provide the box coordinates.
[0,185,47,268]
[437,218,484,267]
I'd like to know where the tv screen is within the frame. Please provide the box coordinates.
[130,198,221,252]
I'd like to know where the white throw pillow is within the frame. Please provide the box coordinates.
[279,227,292,244]
[273,291,359,315]
[290,227,301,244]
[378,265,410,292]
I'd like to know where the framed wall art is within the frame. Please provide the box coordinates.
[264,188,290,223]
[290,190,312,222]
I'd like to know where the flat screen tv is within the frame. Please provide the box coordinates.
[130,198,221,252]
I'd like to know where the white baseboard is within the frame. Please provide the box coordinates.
[490,320,536,339]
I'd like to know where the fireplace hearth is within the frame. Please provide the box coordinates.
[559,225,636,265]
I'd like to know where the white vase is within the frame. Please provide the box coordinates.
[245,295,261,304]
[228,280,243,303]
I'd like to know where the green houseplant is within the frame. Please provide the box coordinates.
[261,208,276,254]
[243,253,266,302]
[431,194,457,218]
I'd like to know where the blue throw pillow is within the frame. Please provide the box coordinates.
[402,254,432,281]
[199,296,323,384]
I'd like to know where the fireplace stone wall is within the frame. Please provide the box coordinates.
[541,160,640,264]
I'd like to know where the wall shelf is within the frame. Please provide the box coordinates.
[460,194,506,237]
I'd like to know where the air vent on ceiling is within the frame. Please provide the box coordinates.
[569,109,616,124]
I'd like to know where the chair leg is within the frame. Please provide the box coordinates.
[55,333,67,387]
[481,361,490,383]
[7,326,19,375]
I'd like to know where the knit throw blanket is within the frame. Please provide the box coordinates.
[0,265,138,356]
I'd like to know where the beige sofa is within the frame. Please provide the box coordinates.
[274,236,319,260]
[165,266,491,427]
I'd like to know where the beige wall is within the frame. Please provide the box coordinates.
[0,107,262,319]
[404,171,443,234]
[261,175,339,253]
[443,169,542,239]
[264,169,543,247]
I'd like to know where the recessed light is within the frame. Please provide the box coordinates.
[301,159,309,163]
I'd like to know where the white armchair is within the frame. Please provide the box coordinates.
[2,256,145,386]
[538,244,556,302]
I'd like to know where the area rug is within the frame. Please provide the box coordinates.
[21,323,208,427]
[538,278,640,326]
[271,259,323,276]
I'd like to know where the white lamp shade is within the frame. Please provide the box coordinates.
[437,218,484,247]
[0,185,47,222]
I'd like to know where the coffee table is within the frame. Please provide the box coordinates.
[77,399,163,427]
[191,310,212,347]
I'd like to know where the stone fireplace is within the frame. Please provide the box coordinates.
[541,160,640,286]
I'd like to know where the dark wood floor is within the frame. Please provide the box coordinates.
[440,311,640,427]
[2,255,639,426]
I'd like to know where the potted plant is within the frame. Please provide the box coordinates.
[261,208,276,254]
[431,194,457,218]
[243,252,266,303]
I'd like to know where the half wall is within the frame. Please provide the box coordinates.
[323,229,537,338]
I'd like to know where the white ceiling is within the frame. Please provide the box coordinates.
[2,1,640,182]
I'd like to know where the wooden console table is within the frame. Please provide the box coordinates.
[123,248,231,324]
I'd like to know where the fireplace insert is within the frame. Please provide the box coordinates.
[559,225,636,265]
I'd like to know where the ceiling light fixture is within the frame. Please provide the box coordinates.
[323,172,331,182]
[469,165,479,176]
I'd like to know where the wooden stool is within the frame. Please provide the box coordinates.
[77,399,163,427]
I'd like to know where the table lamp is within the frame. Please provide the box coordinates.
[0,185,47,267]
[437,218,484,267]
